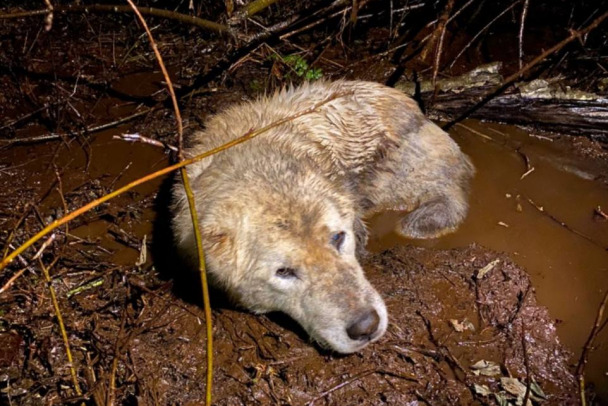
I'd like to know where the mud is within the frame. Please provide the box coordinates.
[1,2,608,405]
[0,242,581,405]
[368,120,608,399]
[2,92,605,405]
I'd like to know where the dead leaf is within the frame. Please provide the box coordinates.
[494,392,510,406]
[501,377,533,406]
[501,377,527,396]
[450,318,475,332]
[473,383,492,396]
[476,259,500,279]
[136,235,147,267]
[471,360,501,376]
[530,380,546,399]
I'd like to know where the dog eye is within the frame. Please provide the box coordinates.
[330,231,346,252]
[276,267,298,279]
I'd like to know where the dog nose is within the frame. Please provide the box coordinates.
[346,309,380,340]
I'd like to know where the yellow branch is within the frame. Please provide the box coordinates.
[39,256,83,397]
[181,168,213,404]
[0,92,346,271]
[126,0,212,400]
[0,4,230,33]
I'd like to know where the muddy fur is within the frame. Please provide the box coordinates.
[170,80,474,353]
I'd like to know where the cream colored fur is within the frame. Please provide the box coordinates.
[171,80,474,353]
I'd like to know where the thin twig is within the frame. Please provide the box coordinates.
[280,4,352,41]
[454,123,494,141]
[0,266,29,294]
[575,290,608,406]
[231,0,280,22]
[38,251,83,397]
[245,0,351,44]
[429,0,477,84]
[444,10,608,129]
[32,233,58,261]
[0,4,229,33]
[594,206,608,221]
[0,92,348,271]
[42,0,53,31]
[518,0,530,71]
[106,303,127,406]
[180,169,214,399]
[517,148,533,172]
[0,104,50,131]
[2,204,33,258]
[244,14,300,43]
[520,167,535,180]
[449,0,521,70]
[306,370,375,406]
[113,133,178,152]
[505,9,608,87]
[525,196,607,251]
[431,0,455,91]
[517,149,535,179]
[0,108,155,145]
[125,1,213,403]
[305,367,416,406]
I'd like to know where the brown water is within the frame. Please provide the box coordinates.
[30,118,608,398]
[368,120,608,398]
[3,75,607,398]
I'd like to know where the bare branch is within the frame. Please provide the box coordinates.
[519,0,530,71]
[0,4,230,34]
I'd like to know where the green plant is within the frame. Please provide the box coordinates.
[273,53,323,80]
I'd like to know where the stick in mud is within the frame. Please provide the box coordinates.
[0,108,156,146]
[443,10,608,130]
[305,370,375,406]
[525,196,608,251]
[0,4,230,34]
[124,1,213,404]
[576,291,608,406]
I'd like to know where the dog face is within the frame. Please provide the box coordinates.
[173,158,387,353]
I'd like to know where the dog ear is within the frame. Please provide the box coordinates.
[201,223,233,258]
[198,221,242,284]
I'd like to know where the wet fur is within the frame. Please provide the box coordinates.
[170,80,474,353]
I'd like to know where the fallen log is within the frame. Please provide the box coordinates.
[396,63,608,142]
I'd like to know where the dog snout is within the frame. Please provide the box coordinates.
[346,309,380,341]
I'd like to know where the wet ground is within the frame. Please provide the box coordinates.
[1,2,608,405]
[369,119,608,400]
[1,75,607,404]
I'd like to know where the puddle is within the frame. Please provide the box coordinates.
[2,2,606,401]
[368,119,608,398]
[72,115,608,399]
[2,75,607,400]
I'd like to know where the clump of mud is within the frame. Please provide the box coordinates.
[0,244,578,405]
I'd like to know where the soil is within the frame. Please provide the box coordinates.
[1,1,607,405]
[0,244,581,405]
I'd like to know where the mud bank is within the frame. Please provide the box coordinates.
[1,2,607,402]
[1,244,579,405]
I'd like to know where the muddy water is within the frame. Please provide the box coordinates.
[3,124,169,266]
[60,129,168,266]
[368,120,608,398]
[90,115,608,397]
[4,89,606,399]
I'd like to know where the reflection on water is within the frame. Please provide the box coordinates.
[368,120,608,399]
